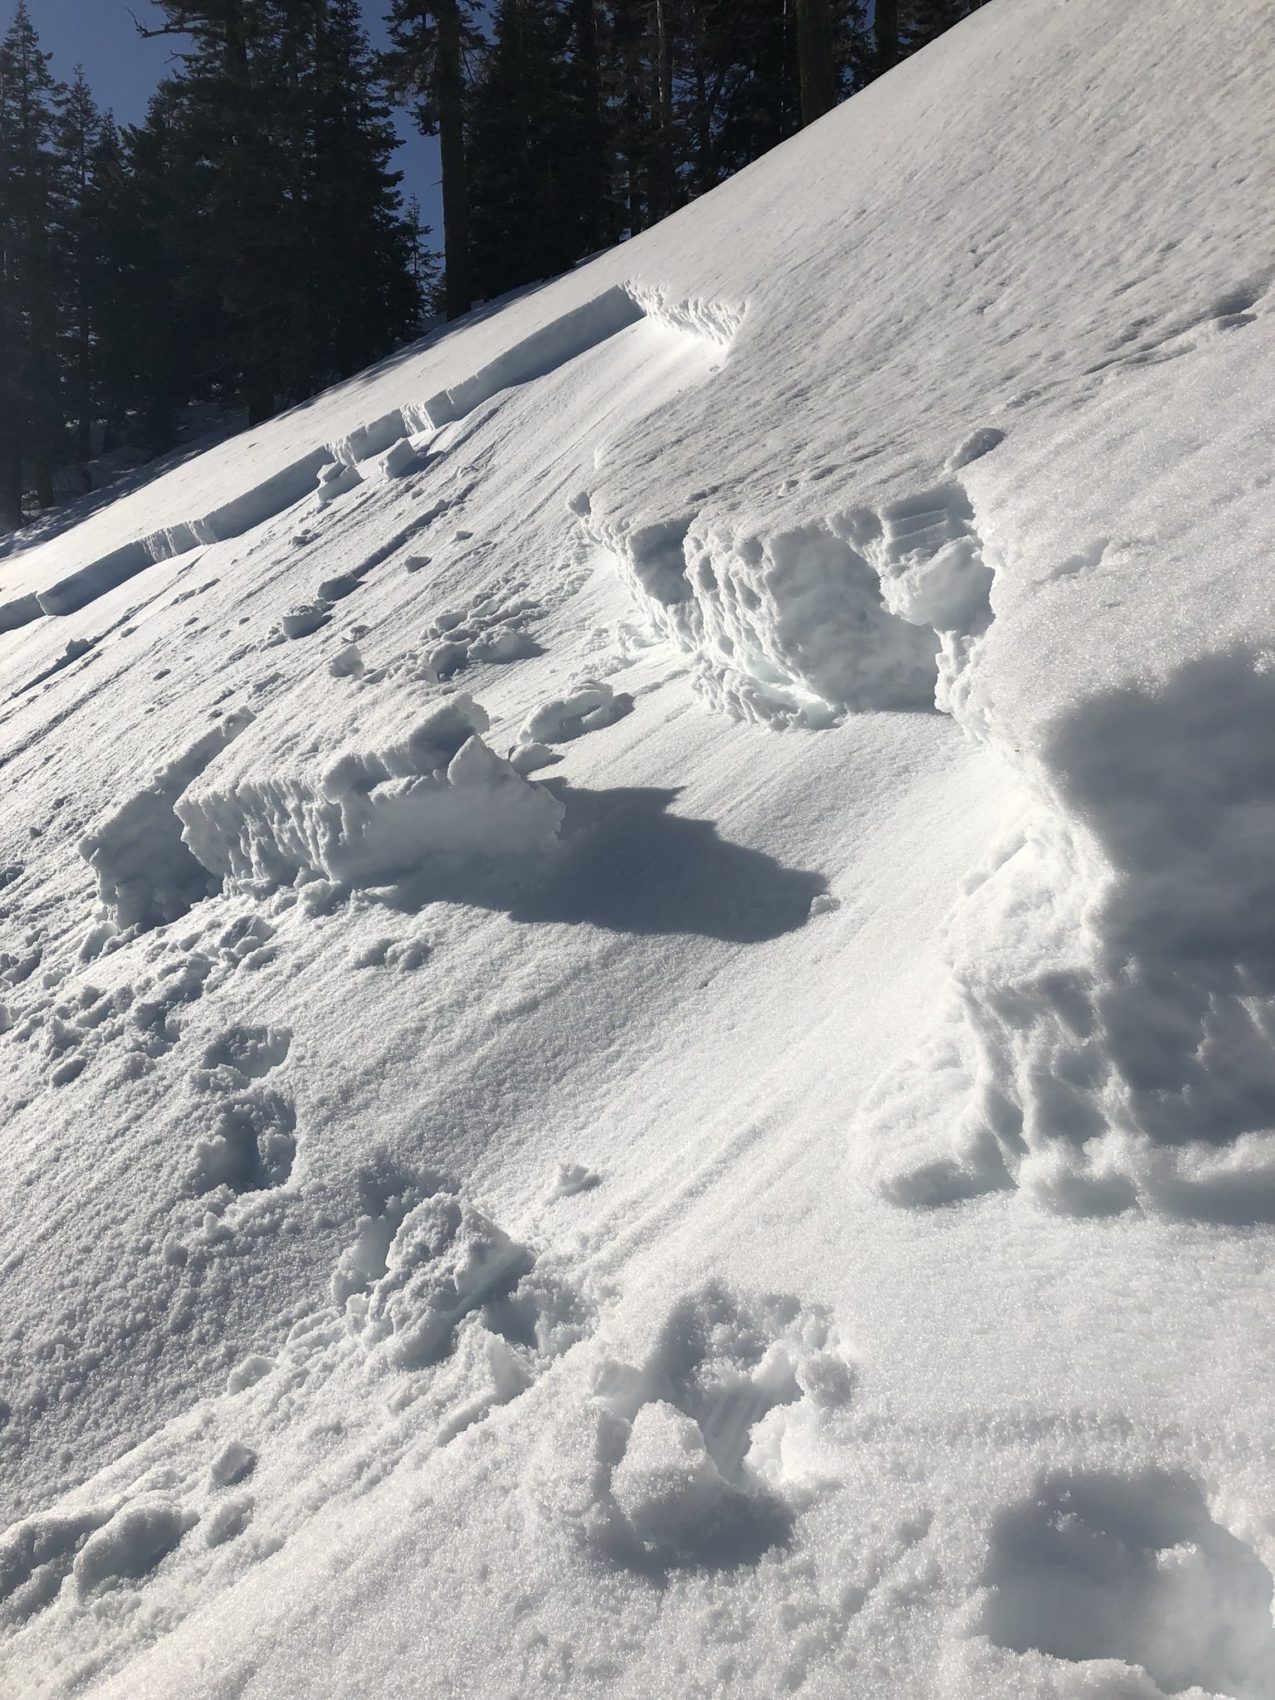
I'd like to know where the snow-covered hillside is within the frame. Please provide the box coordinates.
[2,0,1274,1694]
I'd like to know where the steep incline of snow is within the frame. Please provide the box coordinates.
[1,0,1274,1696]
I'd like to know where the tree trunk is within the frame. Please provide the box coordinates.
[437,0,472,319]
[649,0,676,220]
[0,451,22,533]
[796,0,838,124]
[875,0,900,73]
[75,321,92,461]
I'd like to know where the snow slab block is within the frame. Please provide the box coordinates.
[177,687,565,890]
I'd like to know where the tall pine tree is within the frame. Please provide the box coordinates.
[383,0,479,320]
[0,0,63,523]
[55,67,101,465]
[135,1,422,422]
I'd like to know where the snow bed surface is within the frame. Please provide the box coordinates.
[2,0,1274,1694]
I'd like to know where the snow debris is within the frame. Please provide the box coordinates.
[79,709,254,929]
[518,679,633,746]
[547,1162,601,1200]
[278,602,330,640]
[177,690,564,891]
[72,1498,194,1599]
[378,437,426,481]
[208,1441,257,1488]
[344,1192,533,1371]
[203,1496,253,1550]
[225,1355,274,1396]
[0,1506,112,1621]
[313,461,363,509]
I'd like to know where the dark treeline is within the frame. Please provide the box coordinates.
[387,0,990,315]
[0,0,987,531]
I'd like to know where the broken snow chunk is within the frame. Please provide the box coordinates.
[177,688,562,892]
[509,741,560,776]
[209,1440,257,1487]
[315,461,362,507]
[329,643,364,679]
[446,733,510,789]
[520,680,632,746]
[320,695,490,800]
[79,709,253,929]
[548,1162,601,1200]
[468,625,536,664]
[204,1496,253,1548]
[317,573,361,602]
[379,437,425,479]
[280,603,330,640]
[227,1354,275,1394]
[609,1402,733,1559]
[73,1498,193,1598]
[948,425,1006,470]
[362,1194,534,1370]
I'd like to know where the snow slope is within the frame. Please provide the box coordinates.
[2,0,1274,1694]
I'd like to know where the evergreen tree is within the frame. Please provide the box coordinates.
[121,85,207,449]
[55,66,100,464]
[875,0,900,72]
[81,114,138,453]
[0,0,63,524]
[383,0,480,321]
[135,1,422,421]
[562,0,613,256]
[795,0,837,126]
[902,0,990,53]
[288,0,421,388]
[405,193,443,319]
[674,0,802,192]
[467,0,605,300]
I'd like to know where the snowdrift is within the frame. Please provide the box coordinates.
[1,0,1274,1696]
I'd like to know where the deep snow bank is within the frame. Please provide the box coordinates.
[858,309,1275,1220]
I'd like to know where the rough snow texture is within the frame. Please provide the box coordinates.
[2,0,1274,1696]
[178,691,565,891]
[79,709,254,929]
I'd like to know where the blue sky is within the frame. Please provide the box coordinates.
[19,0,445,237]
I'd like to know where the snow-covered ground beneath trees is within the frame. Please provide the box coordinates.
[2,0,1275,1695]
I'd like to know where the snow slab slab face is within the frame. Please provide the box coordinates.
[2,0,1275,1695]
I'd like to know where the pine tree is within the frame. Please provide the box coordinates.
[795,0,837,125]
[121,86,205,449]
[55,66,100,464]
[875,0,900,72]
[677,0,801,190]
[0,0,64,524]
[562,0,612,256]
[902,0,989,53]
[383,0,480,321]
[306,0,422,380]
[405,193,442,319]
[138,1,283,423]
[134,1,420,422]
[82,114,137,453]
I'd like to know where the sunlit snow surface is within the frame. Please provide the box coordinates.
[3,0,1275,1694]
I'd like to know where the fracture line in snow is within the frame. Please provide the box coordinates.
[0,283,742,634]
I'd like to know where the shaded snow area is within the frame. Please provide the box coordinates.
[2,0,1274,1694]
